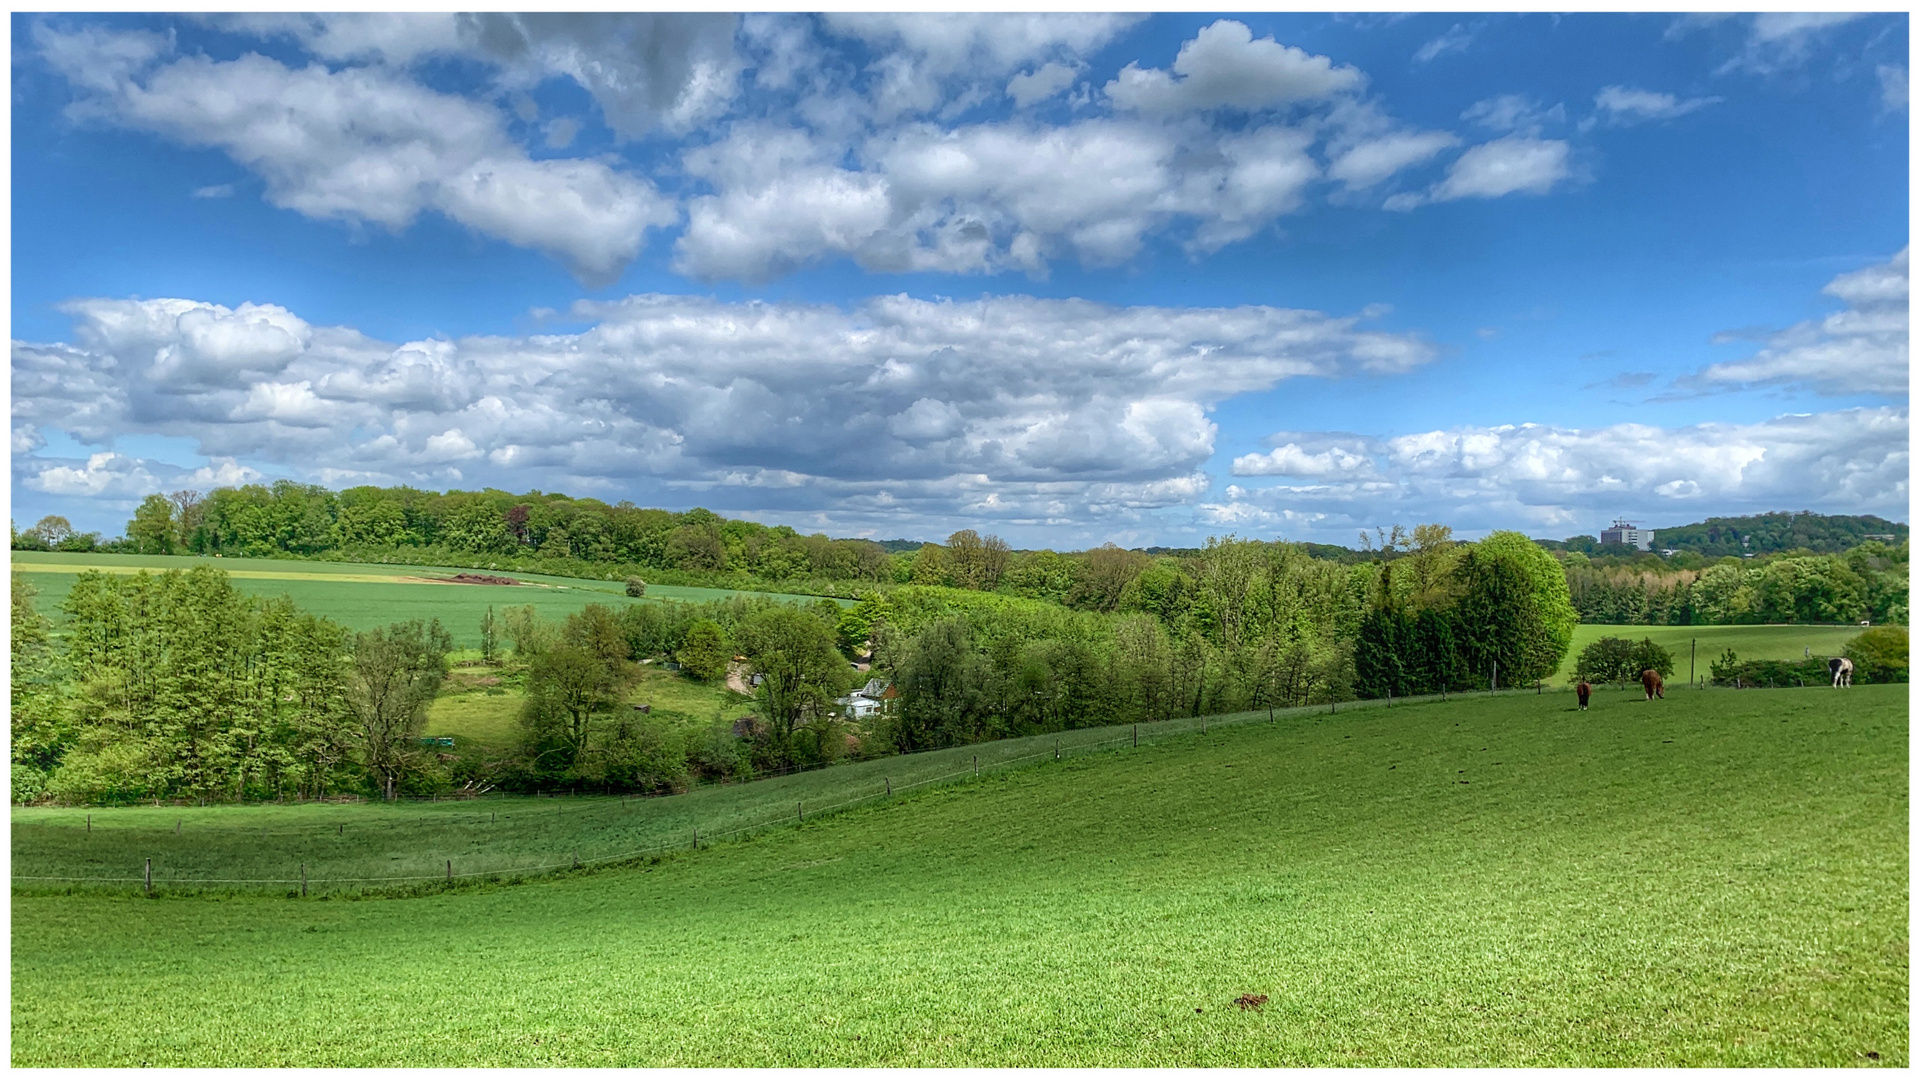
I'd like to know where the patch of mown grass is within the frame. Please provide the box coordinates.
[423,661,746,752]
[424,686,523,748]
[11,684,1906,1066]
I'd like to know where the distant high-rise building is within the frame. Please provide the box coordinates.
[1600,518,1654,551]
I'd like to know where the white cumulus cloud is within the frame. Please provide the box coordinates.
[1105,20,1362,114]
[14,291,1436,538]
[1688,248,1909,396]
[37,25,678,283]
[1389,137,1571,209]
[1207,407,1909,536]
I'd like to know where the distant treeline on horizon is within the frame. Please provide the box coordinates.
[12,481,1904,564]
[6,485,1908,629]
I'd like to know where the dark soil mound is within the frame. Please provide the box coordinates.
[445,572,521,586]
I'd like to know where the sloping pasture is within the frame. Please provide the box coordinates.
[13,684,1906,1066]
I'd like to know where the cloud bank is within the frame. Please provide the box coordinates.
[14,291,1434,539]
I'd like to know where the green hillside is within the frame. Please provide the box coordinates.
[13,685,1906,1066]
[1648,512,1905,557]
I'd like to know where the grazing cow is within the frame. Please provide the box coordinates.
[1830,657,1854,688]
[1641,669,1664,700]
[1576,681,1592,711]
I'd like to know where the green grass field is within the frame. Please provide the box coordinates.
[12,684,1906,1066]
[11,551,845,648]
[1557,623,1867,685]
[424,661,749,750]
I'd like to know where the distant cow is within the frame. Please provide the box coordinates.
[1576,681,1592,711]
[1641,669,1664,700]
[1830,657,1854,688]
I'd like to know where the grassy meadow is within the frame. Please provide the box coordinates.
[12,683,1906,1066]
[1556,623,1865,685]
[423,658,754,753]
[11,550,845,647]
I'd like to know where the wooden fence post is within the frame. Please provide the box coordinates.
[300,863,307,898]
[973,755,978,776]
[446,859,452,882]
[1055,739,1060,761]
[692,828,699,850]
[1132,724,1138,747]
[797,801,803,822]
[885,777,891,796]
[144,858,152,895]
[86,814,90,834]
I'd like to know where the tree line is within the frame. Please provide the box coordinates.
[13,569,453,804]
[1562,542,1907,627]
[11,483,1909,631]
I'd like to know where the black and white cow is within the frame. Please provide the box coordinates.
[1829,657,1854,688]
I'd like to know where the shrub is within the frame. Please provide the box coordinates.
[1707,649,1830,688]
[1574,637,1672,685]
[625,576,647,597]
[1574,636,1635,684]
[1845,625,1908,683]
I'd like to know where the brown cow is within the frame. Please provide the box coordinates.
[1576,681,1592,710]
[1641,669,1664,700]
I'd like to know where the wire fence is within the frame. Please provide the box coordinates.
[13,681,1722,897]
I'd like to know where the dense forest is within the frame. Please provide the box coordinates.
[1562,542,1907,626]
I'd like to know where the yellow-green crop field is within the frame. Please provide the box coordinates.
[11,551,842,648]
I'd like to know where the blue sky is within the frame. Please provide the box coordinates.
[10,12,1909,548]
